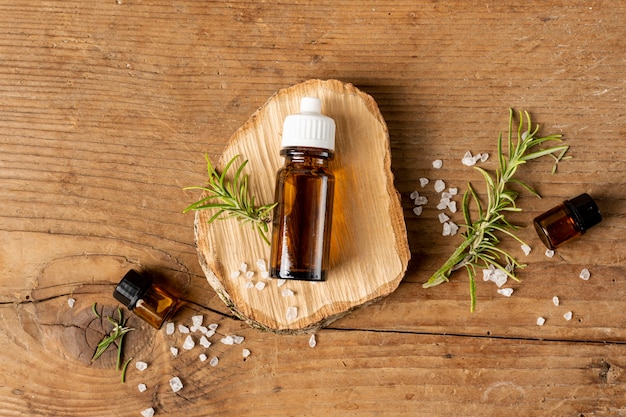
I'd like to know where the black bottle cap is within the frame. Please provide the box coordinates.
[565,193,602,232]
[113,270,153,309]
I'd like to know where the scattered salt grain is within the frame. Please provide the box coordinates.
[497,288,514,297]
[536,317,546,326]
[182,335,195,350]
[442,221,459,236]
[579,268,591,281]
[277,279,287,288]
[545,249,555,258]
[521,244,532,256]
[141,408,155,417]
[242,348,251,359]
[245,281,254,289]
[449,187,458,195]
[412,206,423,216]
[563,311,573,321]
[199,353,208,362]
[491,269,508,288]
[413,195,428,205]
[436,198,450,210]
[220,335,235,345]
[208,323,219,331]
[286,306,298,321]
[438,213,450,223]
[308,334,317,348]
[432,159,443,169]
[165,322,175,335]
[178,325,190,334]
[137,383,147,393]
[230,270,241,279]
[67,298,76,308]
[410,190,420,200]
[257,258,267,272]
[245,271,255,280]
[419,177,430,188]
[199,335,211,348]
[135,361,148,371]
[191,315,204,328]
[260,271,270,279]
[434,179,446,193]
[170,347,179,357]
[521,131,529,141]
[169,376,183,393]
[553,296,560,307]
[282,288,295,297]
[210,357,219,367]
[462,151,476,166]
[448,200,458,213]
[255,281,266,291]
[480,153,489,162]
[240,262,248,272]
[232,335,245,344]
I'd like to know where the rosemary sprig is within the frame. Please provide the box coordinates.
[183,154,277,245]
[91,304,134,382]
[423,109,570,312]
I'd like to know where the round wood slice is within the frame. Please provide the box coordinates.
[194,79,410,334]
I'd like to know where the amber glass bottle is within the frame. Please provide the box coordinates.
[113,269,179,329]
[270,97,336,281]
[533,193,602,250]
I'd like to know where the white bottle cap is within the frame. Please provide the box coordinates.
[281,97,336,151]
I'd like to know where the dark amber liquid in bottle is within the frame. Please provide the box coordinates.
[270,148,335,281]
[133,285,178,329]
[533,204,582,250]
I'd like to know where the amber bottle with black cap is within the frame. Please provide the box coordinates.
[533,193,602,250]
[113,269,179,329]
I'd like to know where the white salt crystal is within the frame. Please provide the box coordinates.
[240,262,248,272]
[257,258,267,272]
[473,153,483,163]
[441,192,452,200]
[221,335,235,345]
[169,376,183,393]
[579,268,591,280]
[191,315,204,328]
[245,281,254,289]
[208,323,219,331]
[308,334,317,348]
[137,383,147,393]
[449,187,458,195]
[412,206,423,216]
[438,213,450,223]
[277,279,287,288]
[521,131,529,141]
[481,153,489,162]
[245,271,255,280]
[432,159,443,169]
[536,317,546,326]
[482,268,493,282]
[410,190,420,200]
[135,361,148,371]
[545,249,555,258]
[182,335,195,350]
[230,270,241,279]
[205,329,215,338]
[462,151,476,166]
[242,348,251,358]
[260,271,270,279]
[414,196,428,205]
[199,335,211,348]
[199,353,208,362]
[141,408,155,417]
[178,325,190,334]
[255,281,266,291]
[442,221,459,236]
[563,311,573,321]
[67,298,76,308]
[170,347,179,357]
[165,322,175,335]
[437,198,450,210]
[553,296,560,307]
[282,288,295,297]
[434,179,446,193]
[286,306,298,321]
[232,335,245,344]
[491,269,508,288]
[210,357,219,367]
[448,200,458,213]
[497,288,514,297]
[521,244,532,256]
[419,177,430,188]
[194,325,208,334]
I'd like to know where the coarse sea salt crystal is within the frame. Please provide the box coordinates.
[462,151,476,166]
[221,335,235,345]
[178,325,190,334]
[232,335,245,344]
[165,322,175,335]
[191,315,204,328]
[545,249,555,258]
[521,244,532,256]
[286,306,298,321]
[553,296,560,307]
[242,348,251,359]
[199,335,211,348]
[442,222,459,236]
[210,357,219,367]
[410,190,420,200]
[182,335,195,350]
[282,288,295,297]
[414,196,428,205]
[491,269,508,288]
[255,281,266,291]
[245,271,255,280]
[412,206,423,216]
[208,323,219,331]
[436,198,450,210]
[580,268,591,280]
[434,179,446,193]
[419,177,430,188]
[276,279,287,288]
[199,353,207,362]
[260,271,270,279]
[497,288,514,297]
[170,347,179,357]
[245,281,254,289]
[449,187,458,195]
[481,153,489,162]
[448,200,458,213]
[67,298,76,308]
[438,213,450,223]
[536,317,546,326]
[563,311,573,321]
[230,270,241,279]
[137,383,147,393]
[308,334,317,348]
[240,262,248,272]
[257,258,267,272]
[432,159,443,169]
[135,361,148,371]
[141,407,155,417]
[169,376,183,393]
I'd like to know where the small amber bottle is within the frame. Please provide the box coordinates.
[113,269,179,329]
[533,193,602,250]
[270,97,336,281]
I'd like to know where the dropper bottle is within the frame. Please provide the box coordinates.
[269,97,336,281]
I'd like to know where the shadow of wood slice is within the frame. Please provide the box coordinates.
[194,79,410,334]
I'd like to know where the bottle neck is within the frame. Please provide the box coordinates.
[281,147,334,164]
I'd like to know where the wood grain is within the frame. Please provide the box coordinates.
[1,0,626,416]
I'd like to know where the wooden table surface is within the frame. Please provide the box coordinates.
[1,1,625,416]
